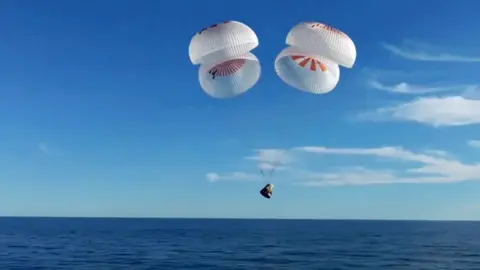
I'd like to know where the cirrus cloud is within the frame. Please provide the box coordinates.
[360,96,480,127]
[368,79,476,95]
[206,172,260,183]
[206,145,480,187]
[206,149,295,183]
[468,140,480,148]
[382,40,480,62]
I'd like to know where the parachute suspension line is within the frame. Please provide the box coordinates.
[260,169,266,183]
[269,167,275,177]
[261,168,269,185]
[260,164,276,179]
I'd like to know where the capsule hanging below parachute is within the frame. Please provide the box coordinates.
[257,150,288,199]
[191,21,358,199]
[260,183,274,199]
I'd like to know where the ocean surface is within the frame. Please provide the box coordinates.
[1,218,480,270]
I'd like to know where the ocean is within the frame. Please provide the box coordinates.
[0,218,479,269]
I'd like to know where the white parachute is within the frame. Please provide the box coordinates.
[275,21,356,94]
[189,21,261,99]
[275,46,340,94]
[286,22,356,68]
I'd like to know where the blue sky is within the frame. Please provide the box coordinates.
[1,0,480,220]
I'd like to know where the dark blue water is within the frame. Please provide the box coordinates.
[1,218,480,269]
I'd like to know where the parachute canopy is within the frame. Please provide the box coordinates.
[286,22,356,68]
[189,20,261,99]
[199,53,261,99]
[275,21,356,94]
[275,46,340,94]
[189,21,259,66]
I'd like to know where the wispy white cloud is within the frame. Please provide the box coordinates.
[295,145,480,186]
[368,79,475,95]
[38,142,52,155]
[463,87,480,99]
[382,40,480,62]
[244,149,293,171]
[424,149,452,158]
[301,167,403,187]
[206,172,260,183]
[206,149,294,182]
[294,146,441,164]
[244,149,292,164]
[361,68,423,80]
[468,140,480,148]
[207,145,480,187]
[361,60,480,126]
[360,96,480,127]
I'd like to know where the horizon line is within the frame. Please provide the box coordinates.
[0,216,479,222]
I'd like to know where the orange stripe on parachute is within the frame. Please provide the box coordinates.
[319,62,327,72]
[291,55,328,72]
[309,23,346,36]
[298,58,310,68]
